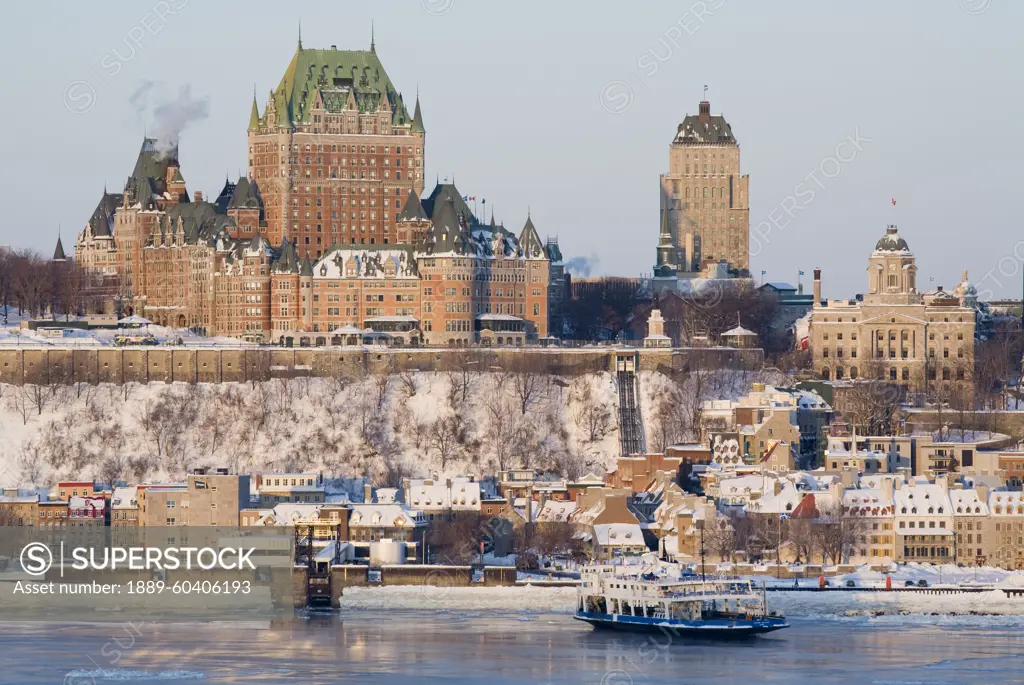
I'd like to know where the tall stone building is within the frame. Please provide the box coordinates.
[247,36,425,258]
[656,99,750,277]
[810,225,976,398]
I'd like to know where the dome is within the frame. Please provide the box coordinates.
[874,225,910,252]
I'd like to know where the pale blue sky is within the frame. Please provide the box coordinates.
[0,0,1020,298]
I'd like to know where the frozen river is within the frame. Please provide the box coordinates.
[2,610,1023,684]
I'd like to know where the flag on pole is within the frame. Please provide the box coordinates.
[891,198,896,206]
[779,513,791,521]
[799,270,805,276]
[761,270,767,276]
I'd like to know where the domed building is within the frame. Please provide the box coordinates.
[809,225,975,398]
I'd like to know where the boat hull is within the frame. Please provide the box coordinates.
[574,612,788,638]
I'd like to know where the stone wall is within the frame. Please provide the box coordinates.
[0,346,764,386]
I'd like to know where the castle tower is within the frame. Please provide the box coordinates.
[659,99,749,273]
[247,40,425,258]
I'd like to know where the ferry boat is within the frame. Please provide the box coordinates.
[574,564,788,637]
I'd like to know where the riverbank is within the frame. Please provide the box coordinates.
[338,584,1024,623]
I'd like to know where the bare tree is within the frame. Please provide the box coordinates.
[428,415,464,471]
[444,348,484,407]
[814,503,869,565]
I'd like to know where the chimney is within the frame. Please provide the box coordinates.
[526,487,534,524]
[363,482,373,504]
[882,477,894,501]
[402,477,411,504]
[813,268,822,307]
[194,190,203,203]
[698,100,711,118]
[935,474,949,493]
[976,484,989,503]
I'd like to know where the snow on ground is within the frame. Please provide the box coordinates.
[0,321,244,347]
[339,580,1024,623]
[0,370,624,488]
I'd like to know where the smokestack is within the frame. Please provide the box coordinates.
[363,482,372,504]
[813,268,822,307]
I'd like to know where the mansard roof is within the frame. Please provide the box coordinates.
[421,183,477,227]
[271,44,412,126]
[153,201,234,247]
[124,138,183,205]
[314,244,418,279]
[86,190,123,238]
[674,100,736,145]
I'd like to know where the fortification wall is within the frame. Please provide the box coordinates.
[0,346,763,386]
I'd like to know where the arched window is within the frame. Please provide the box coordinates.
[821,367,830,380]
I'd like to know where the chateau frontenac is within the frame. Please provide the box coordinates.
[74,39,565,345]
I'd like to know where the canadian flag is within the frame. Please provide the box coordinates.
[891,198,896,206]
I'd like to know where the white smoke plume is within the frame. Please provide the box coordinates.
[129,81,210,158]
[564,254,600,277]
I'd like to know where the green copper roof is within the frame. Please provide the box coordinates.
[248,95,260,131]
[273,45,412,126]
[411,95,424,133]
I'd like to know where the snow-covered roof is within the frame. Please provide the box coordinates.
[842,489,893,517]
[349,503,424,527]
[745,482,802,515]
[989,491,1024,516]
[722,324,757,337]
[111,486,138,510]
[893,484,951,516]
[258,503,324,525]
[476,313,524,322]
[69,495,106,514]
[593,523,645,547]
[950,489,988,516]
[536,500,577,523]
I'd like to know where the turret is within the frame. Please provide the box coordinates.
[813,268,822,307]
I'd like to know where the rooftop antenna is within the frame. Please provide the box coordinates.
[298,19,302,49]
[370,19,375,52]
